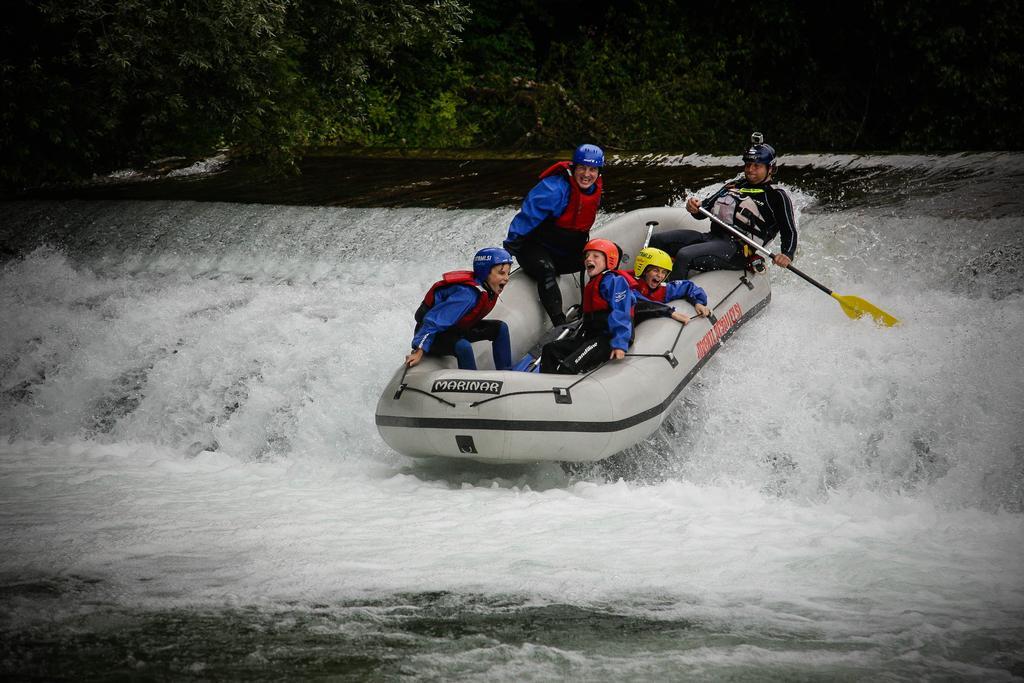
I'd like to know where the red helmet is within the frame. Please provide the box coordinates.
[583,238,621,271]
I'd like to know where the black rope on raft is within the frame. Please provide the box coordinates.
[396,386,457,408]
[404,276,752,407]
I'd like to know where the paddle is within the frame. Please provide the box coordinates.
[697,207,900,326]
[643,221,658,248]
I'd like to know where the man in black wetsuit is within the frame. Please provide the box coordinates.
[650,133,798,281]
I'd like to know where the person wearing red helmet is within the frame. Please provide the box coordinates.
[503,143,605,326]
[539,238,636,374]
[406,247,514,371]
[650,132,798,281]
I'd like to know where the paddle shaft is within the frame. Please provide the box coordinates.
[697,205,899,326]
[643,221,658,249]
[526,322,580,370]
[697,207,836,296]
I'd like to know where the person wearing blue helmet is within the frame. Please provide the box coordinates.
[406,247,514,370]
[650,133,798,281]
[503,143,605,326]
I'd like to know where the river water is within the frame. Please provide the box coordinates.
[1,153,1023,680]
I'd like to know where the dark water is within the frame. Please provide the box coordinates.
[17,151,1010,215]
[1,591,713,681]
[16,154,720,211]
[12,588,1015,681]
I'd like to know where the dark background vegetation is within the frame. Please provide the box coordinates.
[3,0,1022,188]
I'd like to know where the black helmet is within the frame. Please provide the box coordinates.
[742,132,777,168]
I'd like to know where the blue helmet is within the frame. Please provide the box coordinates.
[572,143,605,168]
[742,132,777,168]
[473,247,513,282]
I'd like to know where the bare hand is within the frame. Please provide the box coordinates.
[610,348,626,361]
[405,348,424,367]
[685,197,701,213]
[694,303,711,317]
[773,254,792,268]
[670,310,691,325]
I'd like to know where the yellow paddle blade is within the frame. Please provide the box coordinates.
[832,293,901,327]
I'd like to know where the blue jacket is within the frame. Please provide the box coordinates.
[661,279,707,306]
[411,284,479,353]
[634,280,707,321]
[503,175,598,251]
[594,271,636,352]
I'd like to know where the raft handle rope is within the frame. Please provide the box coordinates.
[623,350,679,368]
[469,371,593,408]
[397,385,458,408]
[393,365,410,399]
[621,277,748,365]
[394,363,458,407]
[476,280,750,407]
[399,274,757,408]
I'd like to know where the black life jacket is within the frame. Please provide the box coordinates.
[711,186,770,243]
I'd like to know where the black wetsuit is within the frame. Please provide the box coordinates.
[651,179,798,280]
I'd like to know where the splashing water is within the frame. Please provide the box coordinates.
[2,155,1023,679]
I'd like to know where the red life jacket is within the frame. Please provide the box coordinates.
[538,161,603,232]
[581,270,636,336]
[582,270,637,313]
[632,279,667,302]
[416,270,497,330]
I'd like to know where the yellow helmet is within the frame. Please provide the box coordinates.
[633,247,673,278]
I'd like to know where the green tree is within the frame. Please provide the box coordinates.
[4,0,1022,190]
[1,0,468,187]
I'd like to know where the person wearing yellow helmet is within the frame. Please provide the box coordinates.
[632,246,675,276]
[631,247,712,325]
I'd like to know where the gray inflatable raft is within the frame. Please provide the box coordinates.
[375,207,771,464]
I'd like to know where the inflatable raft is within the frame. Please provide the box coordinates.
[375,207,771,464]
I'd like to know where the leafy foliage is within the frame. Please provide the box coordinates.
[1,0,468,186]
[2,0,1021,187]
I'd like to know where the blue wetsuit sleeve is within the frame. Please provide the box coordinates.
[504,176,571,251]
[664,280,707,306]
[411,285,478,353]
[602,273,635,351]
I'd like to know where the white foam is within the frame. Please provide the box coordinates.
[613,150,1024,174]
[1,178,1022,672]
